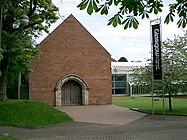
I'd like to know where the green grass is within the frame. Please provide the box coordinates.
[112,97,187,116]
[0,135,18,140]
[0,100,72,128]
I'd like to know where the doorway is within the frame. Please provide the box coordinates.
[55,74,89,106]
[61,80,82,105]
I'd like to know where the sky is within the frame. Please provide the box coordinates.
[38,0,185,62]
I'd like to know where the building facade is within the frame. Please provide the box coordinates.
[111,62,145,96]
[29,15,112,106]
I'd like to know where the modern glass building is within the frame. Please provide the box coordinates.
[111,62,145,96]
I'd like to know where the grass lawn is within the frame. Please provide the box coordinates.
[0,135,18,140]
[0,100,72,128]
[113,97,187,116]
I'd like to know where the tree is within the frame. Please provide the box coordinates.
[78,0,187,29]
[133,32,187,111]
[118,57,128,62]
[0,0,59,100]
[162,32,187,110]
[111,58,117,62]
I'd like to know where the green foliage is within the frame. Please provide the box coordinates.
[6,72,18,99]
[133,61,152,93]
[0,48,2,61]
[0,0,59,99]
[164,1,187,28]
[78,0,187,29]
[162,32,187,94]
[118,57,128,62]
[133,32,187,95]
[111,58,117,62]
[2,30,40,99]
[30,0,59,36]
[108,14,123,27]
[113,97,187,116]
[122,16,139,29]
[5,31,40,72]
[0,100,72,127]
[0,135,18,140]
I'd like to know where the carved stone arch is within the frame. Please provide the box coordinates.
[55,74,89,106]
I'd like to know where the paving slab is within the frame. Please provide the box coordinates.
[1,114,187,140]
[57,105,146,125]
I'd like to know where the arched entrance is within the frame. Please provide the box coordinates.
[61,80,82,105]
[55,74,89,106]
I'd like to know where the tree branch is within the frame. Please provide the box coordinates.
[0,0,9,50]
[27,0,37,17]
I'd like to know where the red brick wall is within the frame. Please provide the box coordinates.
[29,15,112,105]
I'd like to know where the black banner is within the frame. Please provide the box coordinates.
[151,24,162,80]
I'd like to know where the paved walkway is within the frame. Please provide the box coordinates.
[0,105,187,140]
[57,105,146,125]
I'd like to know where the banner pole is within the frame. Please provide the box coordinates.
[150,18,163,119]
[159,17,165,120]
[150,19,154,119]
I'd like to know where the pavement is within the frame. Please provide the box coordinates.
[56,105,146,125]
[0,105,187,140]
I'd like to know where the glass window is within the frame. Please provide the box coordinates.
[115,75,126,81]
[112,82,115,88]
[112,89,126,94]
[112,74,127,95]
[21,73,29,85]
[115,82,126,88]
[112,75,126,81]
[112,75,115,81]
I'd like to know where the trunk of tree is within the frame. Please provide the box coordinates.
[168,91,172,111]
[0,56,9,100]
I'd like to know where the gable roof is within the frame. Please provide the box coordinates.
[40,14,110,56]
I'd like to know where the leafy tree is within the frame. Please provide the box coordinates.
[133,59,151,86]
[133,32,187,111]
[162,32,187,110]
[78,0,187,29]
[118,57,128,62]
[0,0,59,100]
[111,58,117,62]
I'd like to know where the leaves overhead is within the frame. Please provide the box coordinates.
[164,1,187,28]
[78,0,187,29]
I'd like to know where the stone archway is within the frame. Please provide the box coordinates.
[55,74,89,106]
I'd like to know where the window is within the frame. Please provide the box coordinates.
[21,73,29,85]
[112,74,127,95]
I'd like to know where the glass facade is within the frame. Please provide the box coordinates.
[112,74,127,95]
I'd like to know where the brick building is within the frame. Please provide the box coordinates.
[29,14,112,106]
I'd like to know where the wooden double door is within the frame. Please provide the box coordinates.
[61,80,82,105]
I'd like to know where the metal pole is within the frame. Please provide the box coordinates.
[130,84,132,97]
[113,75,115,95]
[160,17,165,120]
[150,19,154,119]
[18,73,21,100]
[162,81,165,119]
[152,91,154,118]
[150,18,162,119]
